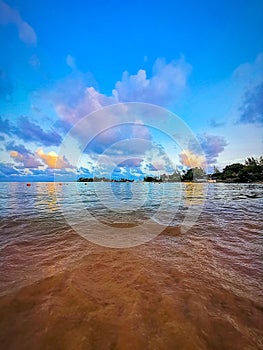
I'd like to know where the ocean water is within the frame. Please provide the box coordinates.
[0,182,262,349]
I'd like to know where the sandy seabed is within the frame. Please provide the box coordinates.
[0,223,262,350]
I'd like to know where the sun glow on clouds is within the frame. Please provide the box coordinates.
[179,150,206,168]
[9,151,18,158]
[8,143,42,168]
[30,58,230,177]
[36,149,72,169]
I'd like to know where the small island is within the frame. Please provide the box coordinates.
[78,177,134,183]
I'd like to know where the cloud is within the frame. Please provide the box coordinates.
[231,53,263,125]
[141,144,175,174]
[0,116,12,135]
[15,116,62,146]
[238,81,263,124]
[118,158,143,168]
[113,57,191,106]
[1,115,62,146]
[0,0,37,45]
[179,150,206,168]
[179,133,227,168]
[77,166,93,178]
[85,122,152,155]
[30,168,76,181]
[0,162,20,179]
[197,133,227,165]
[209,119,225,128]
[6,142,42,168]
[82,139,175,179]
[0,164,76,182]
[66,54,77,70]
[54,57,191,127]
[85,138,154,177]
[36,149,73,169]
[49,58,191,173]
[55,86,115,125]
[233,53,263,83]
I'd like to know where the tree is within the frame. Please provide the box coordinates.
[213,166,220,174]
[143,176,161,182]
[221,163,244,180]
[167,170,181,182]
[220,157,263,182]
[245,157,258,167]
[181,167,207,182]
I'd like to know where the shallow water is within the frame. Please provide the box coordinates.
[0,182,262,349]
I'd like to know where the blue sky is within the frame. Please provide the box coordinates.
[0,0,262,181]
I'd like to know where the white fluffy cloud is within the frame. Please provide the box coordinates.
[55,86,115,125]
[49,57,193,172]
[54,57,191,126]
[113,57,191,106]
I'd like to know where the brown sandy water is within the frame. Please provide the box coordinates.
[0,182,262,349]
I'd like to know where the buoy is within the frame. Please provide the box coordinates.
[26,183,31,187]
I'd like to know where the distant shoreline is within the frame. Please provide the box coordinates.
[1,180,263,184]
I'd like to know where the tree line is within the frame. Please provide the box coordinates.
[144,156,263,183]
[210,157,263,183]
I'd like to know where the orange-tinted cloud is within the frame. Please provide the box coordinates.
[10,150,19,158]
[9,146,41,168]
[179,150,206,168]
[36,149,72,169]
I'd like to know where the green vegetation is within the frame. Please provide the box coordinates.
[181,167,207,182]
[78,177,94,182]
[211,157,263,183]
[144,167,207,182]
[143,176,161,182]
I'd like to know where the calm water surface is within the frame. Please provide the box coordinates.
[0,182,262,349]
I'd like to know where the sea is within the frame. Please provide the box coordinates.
[0,182,262,350]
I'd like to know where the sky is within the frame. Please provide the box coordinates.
[0,0,262,181]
